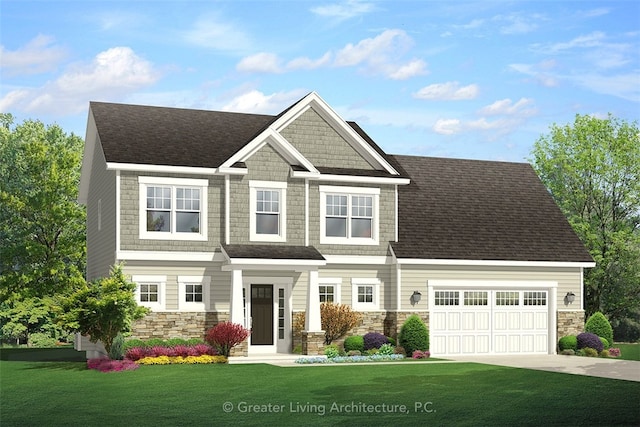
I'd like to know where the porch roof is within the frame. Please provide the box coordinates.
[221,244,326,263]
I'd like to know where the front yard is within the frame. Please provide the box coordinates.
[1,348,639,426]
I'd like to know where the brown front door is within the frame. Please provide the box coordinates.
[251,285,273,345]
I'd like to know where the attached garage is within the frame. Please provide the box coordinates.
[428,281,557,356]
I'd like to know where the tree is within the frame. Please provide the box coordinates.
[57,264,149,353]
[0,114,86,301]
[530,114,640,337]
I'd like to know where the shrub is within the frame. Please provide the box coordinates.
[558,335,577,351]
[363,332,388,350]
[599,336,609,349]
[28,332,58,348]
[347,350,361,357]
[292,345,302,354]
[560,349,575,355]
[412,350,430,359]
[320,303,361,344]
[344,335,364,353]
[124,346,150,361]
[324,344,340,358]
[585,312,614,349]
[108,333,125,360]
[583,347,598,357]
[577,332,604,353]
[205,322,250,357]
[123,339,145,350]
[166,338,188,346]
[599,350,610,358]
[136,355,227,365]
[386,337,396,346]
[394,346,406,356]
[399,315,429,356]
[608,348,621,357]
[378,343,394,355]
[365,348,379,356]
[87,358,139,373]
[144,338,166,348]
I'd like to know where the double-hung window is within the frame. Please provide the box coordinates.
[250,181,287,242]
[139,177,208,240]
[320,186,379,245]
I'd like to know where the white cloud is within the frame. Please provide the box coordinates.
[182,15,252,52]
[479,98,536,116]
[493,13,543,35]
[533,31,606,54]
[414,81,479,100]
[0,34,67,76]
[573,72,640,103]
[237,52,283,73]
[287,52,333,71]
[388,59,428,80]
[311,0,376,21]
[221,89,307,114]
[433,118,461,135]
[0,47,160,115]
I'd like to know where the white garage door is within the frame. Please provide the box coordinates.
[430,289,549,355]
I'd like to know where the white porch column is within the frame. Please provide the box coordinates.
[305,270,322,331]
[230,269,245,326]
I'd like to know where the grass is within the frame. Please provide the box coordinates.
[615,343,640,361]
[1,349,639,426]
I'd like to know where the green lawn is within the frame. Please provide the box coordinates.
[615,343,640,361]
[1,349,639,427]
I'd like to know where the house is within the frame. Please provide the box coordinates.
[78,92,594,357]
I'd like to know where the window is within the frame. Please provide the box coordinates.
[319,285,335,303]
[320,186,379,245]
[139,177,208,240]
[496,291,520,306]
[464,291,488,306]
[178,276,210,311]
[351,278,380,310]
[434,291,459,306]
[319,279,341,304]
[278,288,285,340]
[524,291,547,306]
[133,275,166,310]
[250,181,286,242]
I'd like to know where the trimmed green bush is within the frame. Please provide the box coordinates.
[108,333,125,360]
[558,335,577,351]
[599,350,610,358]
[583,347,598,357]
[599,336,609,349]
[585,312,614,349]
[324,344,339,358]
[343,335,364,353]
[399,315,429,356]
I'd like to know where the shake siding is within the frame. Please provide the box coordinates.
[280,107,374,170]
[86,141,116,280]
[119,172,223,251]
[398,265,583,311]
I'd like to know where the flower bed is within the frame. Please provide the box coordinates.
[295,354,405,364]
[87,358,139,373]
[125,343,217,361]
[137,355,227,365]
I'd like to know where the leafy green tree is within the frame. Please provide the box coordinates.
[530,114,640,337]
[57,264,149,353]
[0,114,86,301]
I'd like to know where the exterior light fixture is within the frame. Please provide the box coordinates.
[566,292,575,304]
[411,291,422,304]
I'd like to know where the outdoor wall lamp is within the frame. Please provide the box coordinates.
[565,292,576,304]
[411,291,422,304]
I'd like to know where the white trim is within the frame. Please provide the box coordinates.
[291,170,410,185]
[319,186,380,246]
[117,250,223,262]
[249,181,287,243]
[323,255,389,265]
[97,199,102,231]
[107,162,219,175]
[304,179,309,247]
[115,171,121,253]
[218,166,248,175]
[138,176,208,241]
[428,280,558,289]
[351,278,381,311]
[396,258,596,268]
[396,263,402,311]
[132,275,166,311]
[177,275,211,312]
[394,185,398,243]
[225,175,230,244]
[318,277,342,304]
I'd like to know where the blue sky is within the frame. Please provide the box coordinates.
[1,1,638,162]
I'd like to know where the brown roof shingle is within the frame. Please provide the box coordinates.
[391,155,593,263]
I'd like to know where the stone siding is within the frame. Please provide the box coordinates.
[557,311,585,338]
[131,311,229,340]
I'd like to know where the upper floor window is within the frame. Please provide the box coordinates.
[250,181,287,242]
[139,176,208,241]
[320,186,379,245]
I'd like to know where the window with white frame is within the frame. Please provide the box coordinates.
[320,186,379,245]
[133,275,166,310]
[250,181,287,242]
[139,177,208,240]
[178,276,211,311]
[318,279,341,304]
[351,278,380,310]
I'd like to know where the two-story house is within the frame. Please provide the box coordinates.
[78,92,594,356]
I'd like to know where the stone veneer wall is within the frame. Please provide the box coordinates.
[557,311,585,338]
[131,311,229,340]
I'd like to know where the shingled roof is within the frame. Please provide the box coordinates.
[391,155,593,263]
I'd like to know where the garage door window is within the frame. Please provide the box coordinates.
[495,291,519,306]
[464,291,488,306]
[524,291,547,306]
[435,291,459,306]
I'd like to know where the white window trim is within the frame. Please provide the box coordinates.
[318,277,342,304]
[249,180,287,243]
[132,275,166,311]
[178,275,211,312]
[319,185,379,245]
[138,176,208,241]
[351,278,380,311]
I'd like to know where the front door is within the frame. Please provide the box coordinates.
[251,285,273,345]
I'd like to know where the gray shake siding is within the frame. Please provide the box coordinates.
[86,135,116,281]
[280,108,374,170]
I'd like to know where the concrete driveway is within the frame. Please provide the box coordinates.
[447,354,640,382]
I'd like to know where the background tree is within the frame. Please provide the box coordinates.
[0,113,86,301]
[530,114,640,340]
[57,264,148,353]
